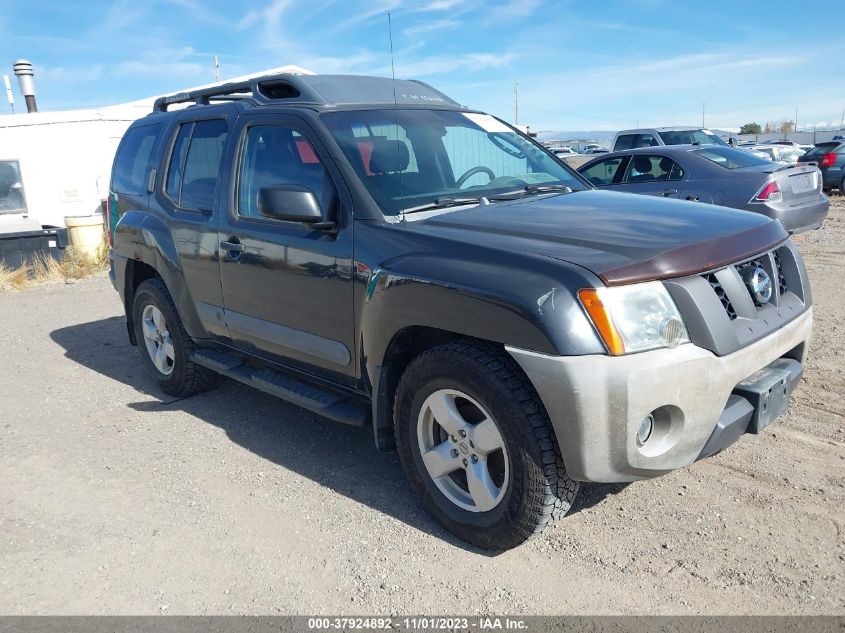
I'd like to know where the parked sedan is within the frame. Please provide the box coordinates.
[577,145,829,233]
[796,141,845,192]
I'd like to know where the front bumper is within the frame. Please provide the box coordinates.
[507,307,812,482]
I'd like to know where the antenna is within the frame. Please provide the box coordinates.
[514,79,519,125]
[3,75,14,114]
[214,56,221,81]
[388,12,406,223]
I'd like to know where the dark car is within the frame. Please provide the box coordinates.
[577,145,828,233]
[797,141,845,192]
[107,73,814,550]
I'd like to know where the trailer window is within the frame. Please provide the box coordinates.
[112,123,162,196]
[0,160,26,215]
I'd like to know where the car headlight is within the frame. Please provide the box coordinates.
[578,281,690,355]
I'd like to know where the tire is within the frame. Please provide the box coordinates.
[131,278,217,397]
[394,339,579,550]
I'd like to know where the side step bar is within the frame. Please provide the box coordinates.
[192,349,369,428]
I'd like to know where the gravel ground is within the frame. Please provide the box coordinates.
[0,201,843,615]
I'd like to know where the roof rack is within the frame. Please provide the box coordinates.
[152,75,315,112]
[152,73,462,113]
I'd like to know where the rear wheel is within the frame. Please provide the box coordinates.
[132,278,217,397]
[394,340,579,550]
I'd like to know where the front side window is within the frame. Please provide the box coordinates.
[582,157,624,185]
[112,123,162,195]
[237,125,335,220]
[322,109,586,216]
[0,160,26,214]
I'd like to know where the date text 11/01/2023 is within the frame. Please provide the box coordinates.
[307,617,528,630]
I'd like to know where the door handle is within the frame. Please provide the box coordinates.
[220,240,245,253]
[661,189,678,197]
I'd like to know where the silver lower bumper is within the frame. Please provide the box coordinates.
[507,308,813,482]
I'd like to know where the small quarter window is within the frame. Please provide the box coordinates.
[112,123,162,195]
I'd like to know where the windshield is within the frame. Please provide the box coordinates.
[693,147,770,169]
[658,129,729,146]
[322,109,587,216]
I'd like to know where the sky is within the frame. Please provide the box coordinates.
[0,0,842,132]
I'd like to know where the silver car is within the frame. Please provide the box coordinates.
[577,145,829,233]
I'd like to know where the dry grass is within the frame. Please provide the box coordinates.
[0,232,109,292]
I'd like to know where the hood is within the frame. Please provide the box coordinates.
[413,190,788,286]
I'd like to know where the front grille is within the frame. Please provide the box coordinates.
[707,273,737,320]
[703,248,793,320]
[773,251,787,296]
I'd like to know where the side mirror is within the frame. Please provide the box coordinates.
[258,185,333,228]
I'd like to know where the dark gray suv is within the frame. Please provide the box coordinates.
[108,73,814,550]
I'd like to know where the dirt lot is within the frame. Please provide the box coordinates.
[0,201,843,616]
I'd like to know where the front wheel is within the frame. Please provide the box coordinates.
[394,340,579,550]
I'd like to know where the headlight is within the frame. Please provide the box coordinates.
[578,281,690,355]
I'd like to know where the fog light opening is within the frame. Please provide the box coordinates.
[636,414,654,446]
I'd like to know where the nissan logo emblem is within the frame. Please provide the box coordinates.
[743,266,773,305]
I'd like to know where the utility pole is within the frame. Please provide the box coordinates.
[514,79,519,125]
[702,101,705,127]
[214,56,221,82]
[795,106,798,136]
[841,109,844,131]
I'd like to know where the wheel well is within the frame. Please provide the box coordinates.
[373,326,500,451]
[124,260,161,345]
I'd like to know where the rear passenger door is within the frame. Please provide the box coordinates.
[218,114,356,385]
[150,113,233,339]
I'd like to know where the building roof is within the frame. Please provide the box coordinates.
[0,64,316,128]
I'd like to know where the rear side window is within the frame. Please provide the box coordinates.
[165,123,192,201]
[614,134,637,151]
[581,157,624,185]
[165,119,228,211]
[623,155,686,183]
[112,124,162,195]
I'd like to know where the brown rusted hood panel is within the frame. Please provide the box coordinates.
[599,220,788,285]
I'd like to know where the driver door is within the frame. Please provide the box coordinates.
[218,114,356,386]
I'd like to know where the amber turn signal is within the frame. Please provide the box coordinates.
[577,288,625,355]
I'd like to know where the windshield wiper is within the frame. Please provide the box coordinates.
[401,196,482,214]
[489,184,572,201]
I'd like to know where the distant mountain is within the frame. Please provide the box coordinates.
[535,130,615,143]
[535,127,736,144]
